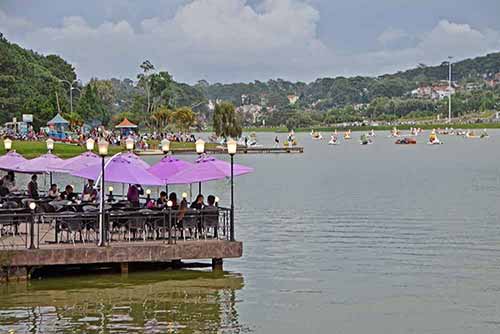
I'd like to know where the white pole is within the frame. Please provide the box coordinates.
[448,56,453,122]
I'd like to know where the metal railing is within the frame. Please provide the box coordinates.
[0,207,233,249]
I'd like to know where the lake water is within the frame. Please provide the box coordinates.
[2,130,500,333]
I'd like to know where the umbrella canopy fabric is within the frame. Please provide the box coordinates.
[71,156,164,186]
[120,152,151,169]
[61,151,100,173]
[166,155,253,185]
[14,153,68,174]
[0,151,28,171]
[147,156,193,183]
[47,113,69,125]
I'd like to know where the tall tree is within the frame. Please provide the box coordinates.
[213,102,242,138]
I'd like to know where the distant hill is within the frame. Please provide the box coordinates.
[1,31,499,129]
[0,33,76,128]
[201,52,500,111]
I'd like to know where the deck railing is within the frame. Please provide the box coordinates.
[0,207,232,249]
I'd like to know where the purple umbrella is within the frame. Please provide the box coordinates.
[61,151,100,173]
[72,156,164,186]
[0,151,27,171]
[14,153,68,174]
[166,155,253,185]
[120,152,150,169]
[147,156,193,183]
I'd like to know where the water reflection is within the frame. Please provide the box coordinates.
[0,270,245,333]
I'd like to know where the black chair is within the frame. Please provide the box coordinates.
[202,207,219,239]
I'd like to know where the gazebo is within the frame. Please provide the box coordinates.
[115,118,138,136]
[47,113,69,138]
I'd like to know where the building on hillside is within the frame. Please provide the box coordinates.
[353,103,369,111]
[241,94,251,105]
[411,86,433,98]
[287,95,299,105]
[432,85,456,100]
[235,104,262,124]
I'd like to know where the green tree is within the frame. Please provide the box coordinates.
[170,107,196,132]
[213,102,242,138]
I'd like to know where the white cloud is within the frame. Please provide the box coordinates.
[351,20,500,77]
[11,0,331,83]
[0,9,32,38]
[2,2,500,83]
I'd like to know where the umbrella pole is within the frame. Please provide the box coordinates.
[198,182,201,195]
[165,185,168,195]
[49,172,52,186]
[189,184,192,202]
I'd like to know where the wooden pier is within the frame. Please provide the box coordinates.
[0,240,242,281]
[137,146,304,156]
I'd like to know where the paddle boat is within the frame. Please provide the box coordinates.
[367,129,376,137]
[395,137,416,145]
[480,129,489,138]
[343,130,352,140]
[328,135,339,145]
[389,127,401,138]
[428,133,442,145]
[465,130,480,139]
[311,130,323,140]
[360,134,372,145]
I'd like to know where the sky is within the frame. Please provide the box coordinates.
[1,0,499,84]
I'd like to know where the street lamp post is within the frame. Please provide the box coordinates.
[125,137,135,152]
[3,138,12,152]
[46,138,55,184]
[59,79,79,113]
[227,138,237,241]
[86,138,95,151]
[29,202,37,249]
[161,138,171,194]
[195,139,205,195]
[97,138,109,246]
[448,56,453,122]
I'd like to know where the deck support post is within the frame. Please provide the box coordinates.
[120,262,129,274]
[212,258,223,272]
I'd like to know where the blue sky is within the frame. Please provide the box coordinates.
[1,0,499,83]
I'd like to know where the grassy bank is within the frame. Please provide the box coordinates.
[0,141,217,159]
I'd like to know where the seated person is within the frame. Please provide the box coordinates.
[127,184,144,208]
[82,179,97,202]
[190,194,204,210]
[1,171,18,192]
[27,174,39,199]
[47,184,60,200]
[156,191,167,208]
[168,192,179,210]
[60,185,78,202]
[0,179,9,197]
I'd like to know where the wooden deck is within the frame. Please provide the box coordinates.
[0,240,242,281]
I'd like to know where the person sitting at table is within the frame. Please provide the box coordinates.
[203,195,219,237]
[2,171,18,192]
[47,184,60,200]
[0,179,9,197]
[27,174,39,199]
[82,179,97,202]
[156,191,167,208]
[127,184,143,208]
[60,185,78,202]
[190,194,204,210]
[169,192,179,210]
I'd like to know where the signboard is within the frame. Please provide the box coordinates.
[22,114,33,123]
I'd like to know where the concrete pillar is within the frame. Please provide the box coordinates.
[120,263,129,274]
[0,266,28,282]
[212,258,223,272]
